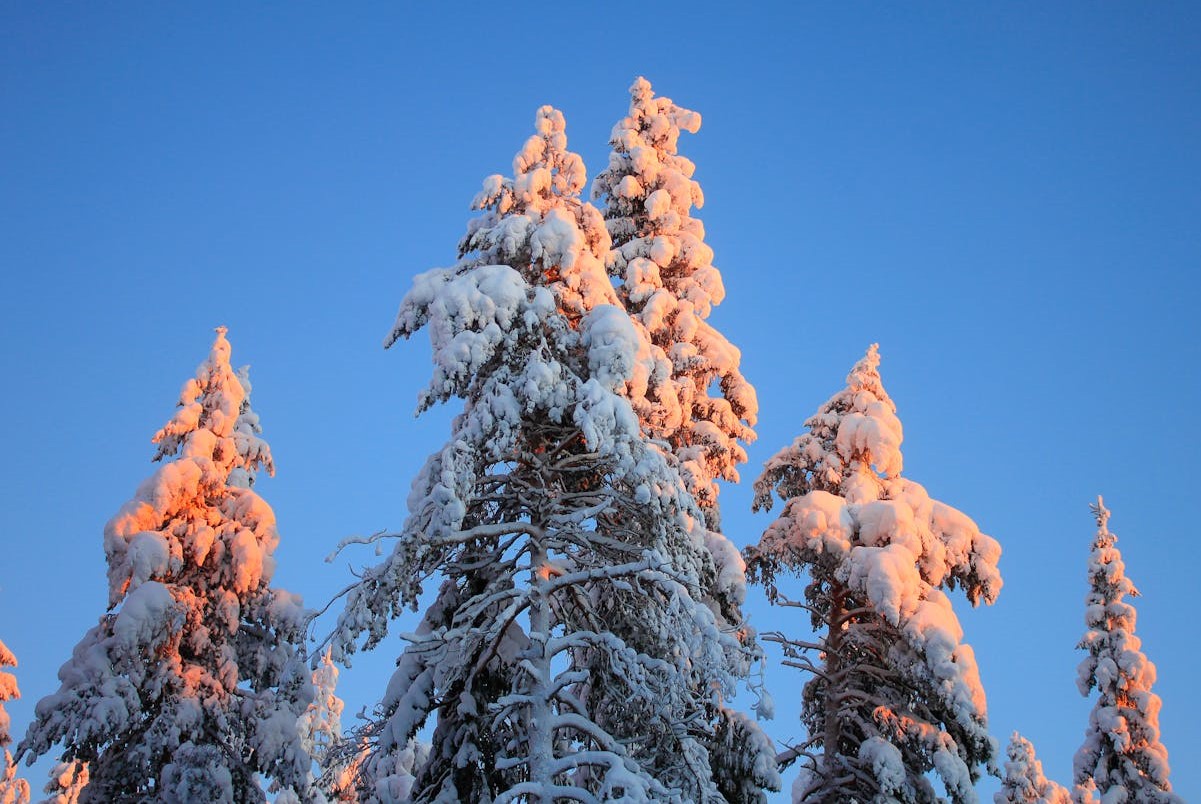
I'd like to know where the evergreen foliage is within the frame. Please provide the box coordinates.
[331,106,773,803]
[593,77,778,802]
[747,345,1002,803]
[42,760,89,804]
[996,733,1069,804]
[299,648,345,769]
[0,640,30,804]
[1072,498,1179,804]
[17,329,315,803]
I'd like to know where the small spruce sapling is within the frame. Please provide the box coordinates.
[996,733,1069,804]
[1072,498,1180,804]
[299,648,345,769]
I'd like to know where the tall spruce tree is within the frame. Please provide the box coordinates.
[17,328,314,803]
[331,105,771,803]
[747,345,1003,803]
[1071,498,1179,804]
[592,76,756,588]
[0,639,30,804]
[996,733,1069,804]
[592,76,775,802]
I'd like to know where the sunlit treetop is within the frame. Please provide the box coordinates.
[17,328,314,804]
[1073,497,1180,804]
[593,77,758,530]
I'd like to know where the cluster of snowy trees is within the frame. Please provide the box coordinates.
[0,79,1181,804]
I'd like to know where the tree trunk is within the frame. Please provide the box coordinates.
[822,582,845,788]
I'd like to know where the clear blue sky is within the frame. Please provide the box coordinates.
[2,4,1198,801]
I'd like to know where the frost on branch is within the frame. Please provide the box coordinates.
[335,105,776,802]
[1071,498,1180,804]
[747,345,1002,803]
[996,733,1069,804]
[0,640,30,804]
[16,328,316,803]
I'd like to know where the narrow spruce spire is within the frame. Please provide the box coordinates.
[1072,497,1180,803]
[748,345,1002,803]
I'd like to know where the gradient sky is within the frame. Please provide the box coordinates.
[2,4,1198,801]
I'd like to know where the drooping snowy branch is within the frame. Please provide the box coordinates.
[42,760,89,804]
[17,329,316,803]
[747,345,1002,803]
[592,80,777,798]
[1071,498,1180,804]
[593,78,757,625]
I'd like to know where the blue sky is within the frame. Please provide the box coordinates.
[2,4,1198,801]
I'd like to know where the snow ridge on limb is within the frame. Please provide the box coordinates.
[747,345,1002,803]
[1071,498,1180,804]
[996,733,1069,804]
[17,329,317,803]
[334,105,774,802]
[0,640,30,804]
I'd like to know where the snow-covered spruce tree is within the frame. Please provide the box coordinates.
[299,648,345,771]
[0,639,30,804]
[1071,498,1179,804]
[746,345,1003,803]
[592,75,756,593]
[592,79,775,801]
[43,761,89,804]
[17,328,314,803]
[996,733,1069,804]
[332,105,771,802]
